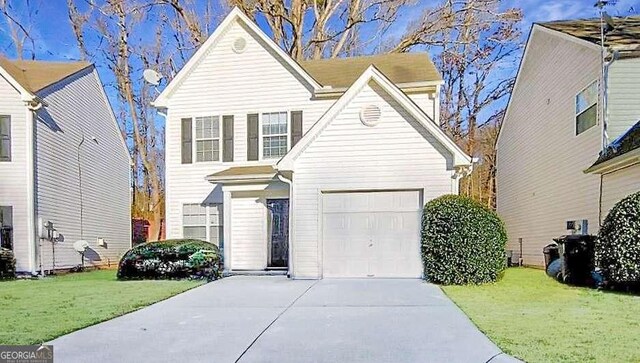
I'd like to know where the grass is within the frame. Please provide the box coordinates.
[0,270,202,345]
[442,268,640,363]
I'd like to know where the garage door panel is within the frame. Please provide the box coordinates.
[322,191,422,278]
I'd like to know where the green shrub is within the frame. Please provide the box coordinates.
[0,247,16,280]
[596,191,640,285]
[117,239,221,281]
[421,195,507,285]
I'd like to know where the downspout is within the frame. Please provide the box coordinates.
[276,172,294,279]
[26,100,42,275]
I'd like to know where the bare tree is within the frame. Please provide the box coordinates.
[0,0,37,59]
[66,0,214,240]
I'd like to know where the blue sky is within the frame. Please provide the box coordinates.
[1,0,639,139]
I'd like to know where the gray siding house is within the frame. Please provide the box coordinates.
[0,57,131,274]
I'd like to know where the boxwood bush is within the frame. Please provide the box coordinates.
[0,247,16,280]
[421,195,507,285]
[596,191,640,286]
[117,239,221,281]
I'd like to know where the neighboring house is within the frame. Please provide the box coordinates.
[497,17,640,266]
[153,8,472,279]
[0,57,131,274]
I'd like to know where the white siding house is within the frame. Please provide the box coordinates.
[0,58,131,274]
[155,8,471,279]
[497,18,640,266]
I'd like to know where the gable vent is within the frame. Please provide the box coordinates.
[232,37,247,53]
[360,105,382,126]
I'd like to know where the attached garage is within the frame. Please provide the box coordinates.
[277,67,472,279]
[322,190,423,278]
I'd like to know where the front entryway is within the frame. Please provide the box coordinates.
[267,199,289,268]
[322,190,423,278]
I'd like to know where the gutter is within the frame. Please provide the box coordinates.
[26,100,42,274]
[584,147,640,175]
[276,172,294,279]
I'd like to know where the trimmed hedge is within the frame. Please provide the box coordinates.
[0,247,16,280]
[117,239,221,281]
[596,191,640,285]
[421,195,507,285]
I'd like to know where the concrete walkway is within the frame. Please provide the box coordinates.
[49,276,518,363]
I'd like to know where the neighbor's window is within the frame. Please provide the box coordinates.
[262,112,288,158]
[576,81,598,135]
[182,203,223,247]
[195,116,220,162]
[0,116,10,162]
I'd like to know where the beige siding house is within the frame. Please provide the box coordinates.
[0,58,131,274]
[154,8,471,279]
[497,17,640,266]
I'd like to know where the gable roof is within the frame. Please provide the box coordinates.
[277,65,471,171]
[153,7,322,108]
[585,120,640,174]
[0,57,91,94]
[300,53,441,89]
[539,16,640,54]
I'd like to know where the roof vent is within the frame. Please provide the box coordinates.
[360,105,382,126]
[232,37,247,53]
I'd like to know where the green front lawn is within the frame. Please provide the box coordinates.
[443,268,640,363]
[0,270,202,345]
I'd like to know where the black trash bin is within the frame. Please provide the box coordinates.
[553,234,596,286]
[542,243,559,270]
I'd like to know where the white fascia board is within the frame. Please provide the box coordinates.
[584,148,640,174]
[277,65,471,171]
[153,7,321,108]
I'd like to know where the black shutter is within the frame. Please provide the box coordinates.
[0,116,10,162]
[291,111,303,147]
[223,115,234,162]
[181,118,192,164]
[247,113,259,161]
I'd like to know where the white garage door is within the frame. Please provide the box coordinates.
[322,190,423,278]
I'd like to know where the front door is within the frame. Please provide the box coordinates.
[267,199,289,268]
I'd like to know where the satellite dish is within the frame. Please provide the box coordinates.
[143,69,163,86]
[73,240,89,253]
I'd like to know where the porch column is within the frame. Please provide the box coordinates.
[223,189,232,272]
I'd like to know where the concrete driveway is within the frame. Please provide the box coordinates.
[49,276,517,363]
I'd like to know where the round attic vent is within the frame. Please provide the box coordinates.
[359,105,382,126]
[232,37,247,53]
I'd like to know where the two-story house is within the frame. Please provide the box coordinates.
[497,17,640,266]
[153,8,472,279]
[0,57,131,274]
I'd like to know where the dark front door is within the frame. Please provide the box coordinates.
[267,199,289,268]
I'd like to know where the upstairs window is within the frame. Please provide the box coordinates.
[576,81,598,135]
[262,112,288,159]
[0,116,10,162]
[195,116,220,162]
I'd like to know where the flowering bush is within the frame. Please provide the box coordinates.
[596,191,640,286]
[117,239,221,281]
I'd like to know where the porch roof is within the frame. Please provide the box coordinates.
[205,165,278,183]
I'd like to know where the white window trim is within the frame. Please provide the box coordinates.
[258,110,291,160]
[191,115,224,163]
[574,80,598,136]
[181,202,223,244]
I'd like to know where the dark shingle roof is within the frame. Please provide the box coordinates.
[591,120,640,167]
[300,53,441,88]
[539,16,640,54]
